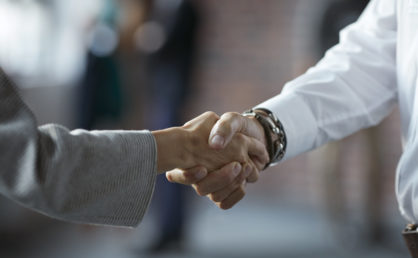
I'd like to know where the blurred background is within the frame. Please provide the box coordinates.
[0,0,410,257]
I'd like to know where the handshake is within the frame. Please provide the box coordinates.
[152,111,270,210]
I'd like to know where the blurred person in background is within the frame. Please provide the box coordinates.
[135,0,200,252]
[169,0,418,255]
[79,0,124,130]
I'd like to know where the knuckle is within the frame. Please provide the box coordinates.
[248,171,259,183]
[223,112,239,120]
[194,185,207,196]
[209,194,216,202]
[239,186,246,195]
[219,202,231,210]
[262,153,270,164]
[182,171,196,183]
[252,171,260,181]
[210,193,223,203]
[235,132,244,140]
[196,190,206,197]
[205,111,219,120]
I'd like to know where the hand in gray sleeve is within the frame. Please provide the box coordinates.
[0,69,157,227]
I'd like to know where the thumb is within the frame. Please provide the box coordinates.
[209,112,246,149]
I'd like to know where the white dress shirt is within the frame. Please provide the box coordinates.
[258,0,418,223]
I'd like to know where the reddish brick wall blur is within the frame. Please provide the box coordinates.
[187,0,296,115]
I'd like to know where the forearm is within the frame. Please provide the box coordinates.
[0,69,157,227]
[152,127,193,173]
[2,124,158,227]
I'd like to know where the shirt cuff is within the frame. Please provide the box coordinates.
[116,130,157,227]
[81,130,158,227]
[256,92,318,161]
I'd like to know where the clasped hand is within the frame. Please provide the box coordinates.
[156,111,268,209]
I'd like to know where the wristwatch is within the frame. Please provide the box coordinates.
[242,108,287,169]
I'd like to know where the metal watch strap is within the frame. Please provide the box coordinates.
[254,108,287,165]
[242,108,287,168]
[243,111,274,170]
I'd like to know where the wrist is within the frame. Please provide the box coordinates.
[152,127,192,173]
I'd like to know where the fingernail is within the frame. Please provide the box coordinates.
[210,135,224,147]
[195,169,206,180]
[233,163,242,176]
[244,165,252,177]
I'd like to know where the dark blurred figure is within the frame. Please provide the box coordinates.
[79,0,123,130]
[136,0,200,252]
[319,0,370,55]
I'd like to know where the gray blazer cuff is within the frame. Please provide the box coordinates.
[104,130,158,227]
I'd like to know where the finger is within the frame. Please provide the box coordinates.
[217,184,246,210]
[208,169,248,202]
[193,162,242,196]
[246,136,269,168]
[209,112,246,149]
[166,166,207,185]
[246,168,260,183]
[239,162,260,183]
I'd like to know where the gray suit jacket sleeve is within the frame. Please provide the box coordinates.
[0,69,157,227]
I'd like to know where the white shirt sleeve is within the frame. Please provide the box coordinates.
[257,0,398,161]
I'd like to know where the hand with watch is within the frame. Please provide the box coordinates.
[166,108,287,209]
